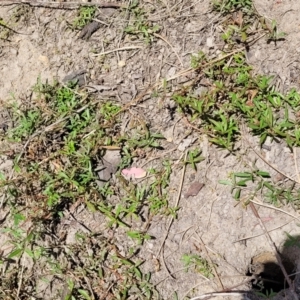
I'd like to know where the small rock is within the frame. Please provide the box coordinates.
[184,181,204,198]
[118,60,126,67]
[167,67,176,77]
[38,55,50,67]
[178,138,196,151]
[96,150,121,187]
[62,69,87,86]
[206,37,215,48]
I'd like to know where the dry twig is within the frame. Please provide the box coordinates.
[251,198,300,222]
[241,125,299,184]
[196,234,224,290]
[153,32,183,67]
[156,151,187,257]
[249,202,298,300]
[233,219,294,243]
[154,151,187,279]
[91,46,143,57]
[0,1,126,9]
[294,147,300,183]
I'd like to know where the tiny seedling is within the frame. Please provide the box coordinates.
[72,5,97,29]
[1,77,168,298]
[190,51,206,69]
[184,149,205,170]
[254,289,277,299]
[181,254,213,278]
[212,0,253,13]
[124,5,160,44]
[284,232,300,248]
[219,168,300,207]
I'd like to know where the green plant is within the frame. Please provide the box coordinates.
[1,77,170,298]
[261,18,286,42]
[99,101,122,120]
[124,5,160,44]
[72,5,97,29]
[212,0,252,13]
[284,232,300,248]
[0,18,12,39]
[190,51,206,69]
[127,230,151,245]
[181,254,213,278]
[9,108,41,141]
[219,168,300,206]
[254,289,277,299]
[212,0,285,46]
[184,149,205,170]
[174,49,300,151]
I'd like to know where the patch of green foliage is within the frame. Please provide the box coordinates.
[181,253,214,278]
[124,3,160,44]
[0,78,171,299]
[72,5,97,29]
[174,52,300,151]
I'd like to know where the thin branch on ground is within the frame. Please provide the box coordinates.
[16,264,25,299]
[249,202,298,300]
[242,134,299,184]
[154,151,187,279]
[233,219,295,243]
[156,151,187,257]
[251,198,300,222]
[196,234,224,290]
[182,275,255,300]
[153,32,183,67]
[294,147,300,183]
[189,291,252,300]
[0,1,126,9]
[205,197,218,231]
[91,46,144,57]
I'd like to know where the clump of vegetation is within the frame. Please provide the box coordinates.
[212,0,285,46]
[181,254,214,278]
[174,51,300,150]
[72,5,97,29]
[0,78,172,299]
[124,4,160,44]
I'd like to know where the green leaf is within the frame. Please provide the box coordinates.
[234,172,252,179]
[256,171,270,177]
[234,188,241,200]
[24,248,34,258]
[8,248,23,259]
[218,180,232,185]
[241,31,247,42]
[263,181,275,191]
[133,266,142,280]
[78,289,91,300]
[236,179,249,187]
[14,163,21,173]
[259,133,267,145]
[85,201,96,212]
[0,172,5,181]
[14,213,26,226]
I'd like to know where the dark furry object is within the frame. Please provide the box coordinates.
[78,21,101,40]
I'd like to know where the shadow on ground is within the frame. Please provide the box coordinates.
[245,234,300,299]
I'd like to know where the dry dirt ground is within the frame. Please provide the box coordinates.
[1,0,300,300]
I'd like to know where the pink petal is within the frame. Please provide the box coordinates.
[121,167,147,179]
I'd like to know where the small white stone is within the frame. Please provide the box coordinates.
[206,37,215,48]
[118,60,126,67]
[178,138,196,151]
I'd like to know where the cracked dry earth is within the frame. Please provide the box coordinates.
[1,0,300,299]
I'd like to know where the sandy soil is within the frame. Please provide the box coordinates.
[1,1,300,299]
